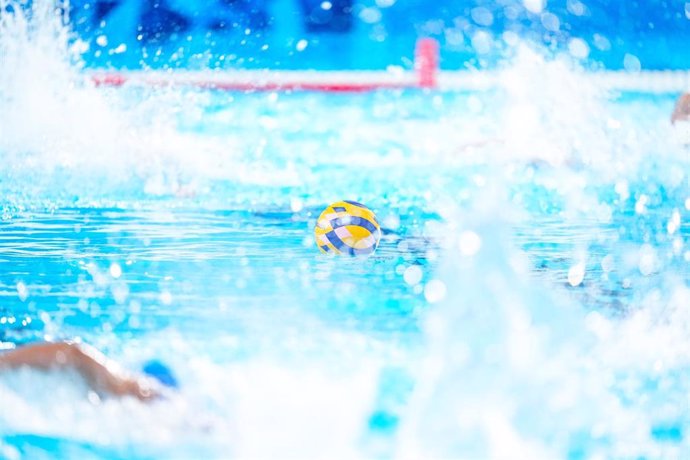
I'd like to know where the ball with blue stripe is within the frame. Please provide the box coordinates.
[314,201,381,256]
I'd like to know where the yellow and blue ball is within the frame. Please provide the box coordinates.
[314,201,381,256]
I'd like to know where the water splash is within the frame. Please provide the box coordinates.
[393,48,690,458]
[1,1,689,458]
[0,0,121,166]
[0,0,303,206]
[398,200,690,458]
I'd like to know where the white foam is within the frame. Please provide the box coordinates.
[398,206,690,458]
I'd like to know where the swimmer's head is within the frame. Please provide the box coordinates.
[142,360,179,388]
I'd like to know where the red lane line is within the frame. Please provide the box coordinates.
[91,39,441,92]
[92,74,419,92]
[92,74,128,86]
[187,80,411,92]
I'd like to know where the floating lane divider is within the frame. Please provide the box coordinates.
[91,37,690,93]
[91,38,440,92]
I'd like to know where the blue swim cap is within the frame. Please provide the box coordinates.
[142,360,179,388]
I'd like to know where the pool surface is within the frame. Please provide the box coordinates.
[1,3,690,459]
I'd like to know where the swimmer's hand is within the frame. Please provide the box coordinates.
[106,372,163,401]
[0,341,164,402]
[671,93,690,124]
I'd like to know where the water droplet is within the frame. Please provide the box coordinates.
[623,54,642,72]
[471,30,492,54]
[403,265,423,286]
[458,231,482,256]
[160,291,173,305]
[667,210,681,234]
[541,12,560,32]
[567,0,586,15]
[424,280,447,303]
[635,195,648,214]
[601,254,615,272]
[16,282,28,301]
[523,0,545,14]
[359,7,382,23]
[568,38,590,59]
[638,244,657,276]
[109,263,122,278]
[568,263,585,287]
[290,198,304,212]
[296,39,308,52]
[471,7,494,26]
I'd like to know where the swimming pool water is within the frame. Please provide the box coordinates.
[1,82,688,458]
[1,4,690,459]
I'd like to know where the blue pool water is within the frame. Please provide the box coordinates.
[2,2,690,459]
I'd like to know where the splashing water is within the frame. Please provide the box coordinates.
[399,201,690,458]
[1,1,690,459]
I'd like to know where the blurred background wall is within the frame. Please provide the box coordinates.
[64,0,690,70]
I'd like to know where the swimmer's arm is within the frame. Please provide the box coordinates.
[0,342,160,401]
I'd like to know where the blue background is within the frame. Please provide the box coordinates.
[56,0,690,71]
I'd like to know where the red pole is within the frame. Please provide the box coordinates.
[415,38,440,89]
